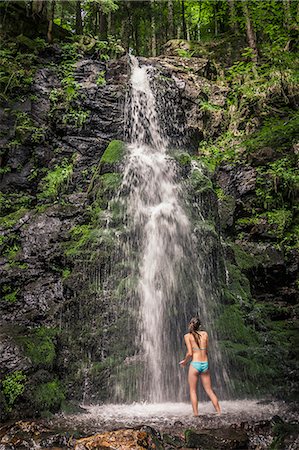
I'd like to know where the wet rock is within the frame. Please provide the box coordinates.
[74,427,163,450]
[248,146,278,166]
[32,68,60,124]
[184,427,249,449]
[74,59,106,89]
[216,164,257,198]
[22,275,64,322]
[0,334,29,378]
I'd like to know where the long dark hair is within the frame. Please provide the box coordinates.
[188,317,201,347]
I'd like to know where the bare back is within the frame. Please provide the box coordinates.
[184,331,208,362]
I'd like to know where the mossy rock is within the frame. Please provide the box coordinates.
[225,262,251,302]
[95,173,123,209]
[189,169,213,194]
[100,140,126,173]
[230,242,260,271]
[19,327,57,368]
[217,304,258,345]
[173,151,192,167]
[33,379,65,412]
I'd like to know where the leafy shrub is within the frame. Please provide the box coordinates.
[22,327,57,368]
[1,371,26,411]
[34,379,65,411]
[38,160,73,201]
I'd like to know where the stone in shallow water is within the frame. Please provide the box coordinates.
[74,427,163,450]
[184,427,249,449]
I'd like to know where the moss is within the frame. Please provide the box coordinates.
[100,140,125,165]
[244,112,299,153]
[38,159,73,201]
[230,242,261,270]
[225,262,251,302]
[1,371,26,412]
[0,207,28,229]
[94,173,123,209]
[62,268,71,280]
[217,305,258,345]
[173,151,191,167]
[21,327,57,368]
[34,379,65,411]
[265,209,293,239]
[189,168,213,193]
[100,172,122,192]
[199,100,222,112]
[65,224,97,257]
[96,70,106,86]
[62,108,89,128]
[3,289,19,303]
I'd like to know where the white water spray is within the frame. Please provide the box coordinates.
[114,56,229,402]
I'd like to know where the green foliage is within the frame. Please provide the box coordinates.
[265,209,293,239]
[218,305,258,345]
[38,160,73,201]
[34,379,65,411]
[13,111,46,144]
[230,243,260,271]
[62,108,89,128]
[198,131,238,172]
[96,71,106,86]
[1,371,26,411]
[61,74,80,103]
[100,140,125,165]
[0,43,36,100]
[173,151,191,167]
[2,286,19,303]
[244,113,299,154]
[176,48,194,58]
[62,268,71,280]
[199,100,221,112]
[0,207,28,230]
[189,167,213,193]
[22,327,57,368]
[65,224,97,257]
[0,166,11,175]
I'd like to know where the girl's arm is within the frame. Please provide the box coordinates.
[179,334,193,367]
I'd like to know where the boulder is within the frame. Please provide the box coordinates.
[185,427,249,449]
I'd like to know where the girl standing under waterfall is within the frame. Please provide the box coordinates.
[179,317,221,416]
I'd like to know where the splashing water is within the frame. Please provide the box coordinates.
[113,56,229,402]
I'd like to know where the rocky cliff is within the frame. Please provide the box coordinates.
[0,38,298,419]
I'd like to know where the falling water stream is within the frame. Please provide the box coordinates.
[44,58,299,442]
[110,56,229,403]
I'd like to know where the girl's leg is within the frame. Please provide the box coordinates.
[188,365,199,416]
[200,371,221,414]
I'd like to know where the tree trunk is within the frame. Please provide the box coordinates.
[242,0,258,62]
[150,0,156,57]
[167,0,174,39]
[177,25,181,39]
[197,0,202,42]
[214,0,218,36]
[32,0,46,19]
[47,0,55,43]
[283,0,292,31]
[107,11,112,36]
[99,11,107,39]
[75,0,83,35]
[181,0,187,40]
[94,3,99,35]
[227,0,238,33]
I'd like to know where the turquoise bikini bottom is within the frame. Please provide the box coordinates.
[191,361,209,373]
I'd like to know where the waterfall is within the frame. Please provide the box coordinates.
[112,56,229,402]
